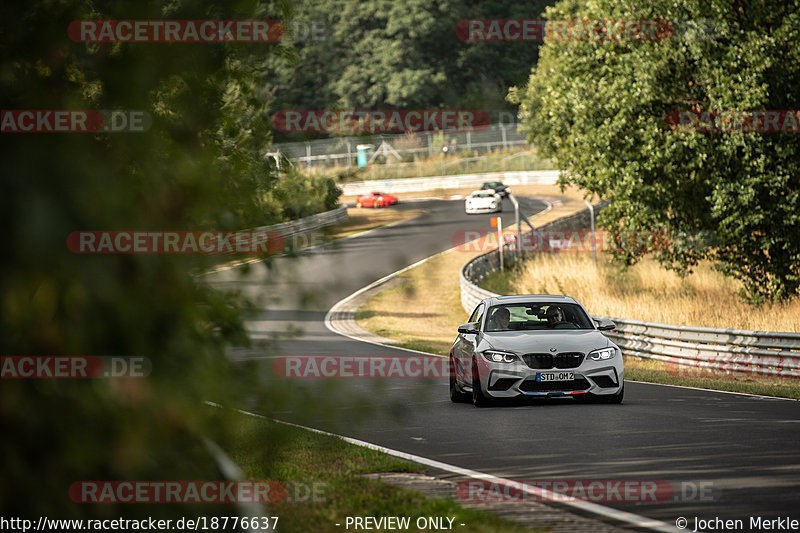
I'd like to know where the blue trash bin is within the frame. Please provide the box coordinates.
[356,144,372,168]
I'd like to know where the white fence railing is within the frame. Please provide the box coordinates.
[459,208,800,379]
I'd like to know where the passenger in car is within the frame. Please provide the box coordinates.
[489,307,511,331]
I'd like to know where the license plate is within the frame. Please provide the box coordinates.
[537,372,574,382]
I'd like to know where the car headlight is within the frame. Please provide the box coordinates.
[482,350,517,363]
[588,347,616,361]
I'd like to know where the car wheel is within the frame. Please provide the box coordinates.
[471,357,492,407]
[449,356,471,403]
[356,201,362,208]
[603,384,624,404]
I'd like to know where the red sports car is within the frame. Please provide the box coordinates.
[355,191,399,208]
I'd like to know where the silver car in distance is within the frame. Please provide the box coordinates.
[450,295,624,407]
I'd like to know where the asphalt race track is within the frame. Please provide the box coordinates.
[206,197,800,531]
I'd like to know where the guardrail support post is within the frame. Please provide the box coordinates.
[509,194,522,259]
[585,200,597,264]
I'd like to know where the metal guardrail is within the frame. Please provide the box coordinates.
[602,320,800,378]
[252,206,348,250]
[459,207,800,379]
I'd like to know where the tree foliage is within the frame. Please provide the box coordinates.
[0,0,300,517]
[266,0,555,141]
[510,0,800,302]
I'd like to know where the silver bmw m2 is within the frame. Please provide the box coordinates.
[450,295,624,407]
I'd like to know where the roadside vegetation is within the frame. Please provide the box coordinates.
[221,408,548,533]
[510,0,800,303]
[484,253,800,332]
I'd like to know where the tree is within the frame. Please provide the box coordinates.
[0,0,294,517]
[510,0,800,302]
[265,0,555,141]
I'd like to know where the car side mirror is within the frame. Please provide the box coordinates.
[458,322,480,334]
[595,318,616,331]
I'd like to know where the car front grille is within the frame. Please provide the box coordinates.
[519,377,591,392]
[521,352,585,369]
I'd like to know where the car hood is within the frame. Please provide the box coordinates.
[479,330,611,354]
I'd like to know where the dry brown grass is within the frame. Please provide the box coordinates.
[356,249,480,354]
[508,253,800,332]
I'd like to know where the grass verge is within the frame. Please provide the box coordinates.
[219,409,547,533]
[623,357,800,399]
[496,252,800,332]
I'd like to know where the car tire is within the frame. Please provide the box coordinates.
[356,201,362,208]
[603,384,624,404]
[449,356,471,403]
[471,357,492,407]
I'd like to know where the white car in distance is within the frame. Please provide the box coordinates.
[465,189,502,214]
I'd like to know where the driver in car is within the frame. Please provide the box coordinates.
[490,307,511,331]
[545,306,565,328]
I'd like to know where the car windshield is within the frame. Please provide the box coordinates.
[485,303,594,332]
[484,182,502,188]
[473,192,494,198]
